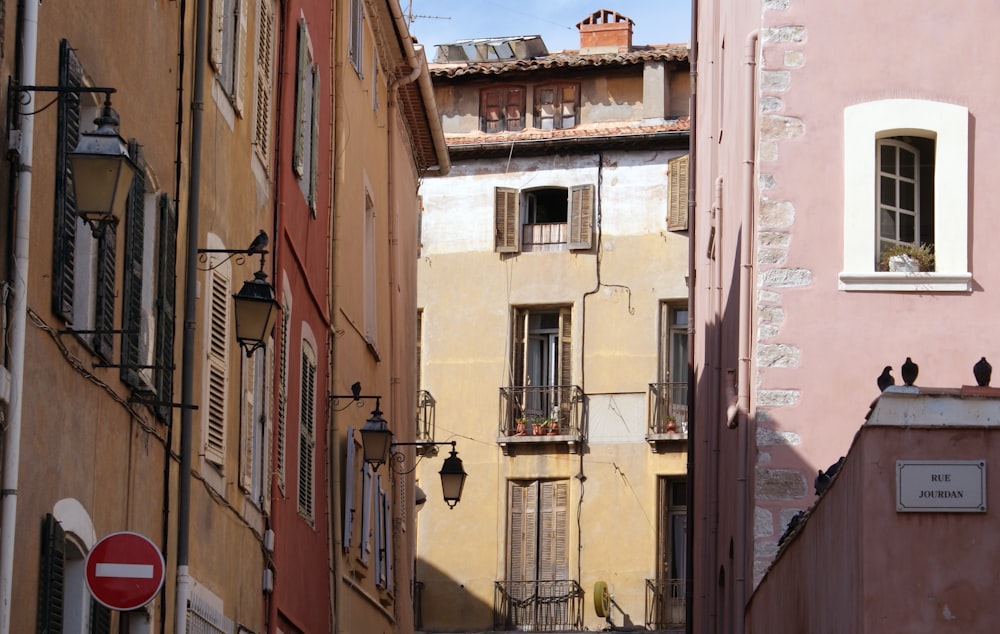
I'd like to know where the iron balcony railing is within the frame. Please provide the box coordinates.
[494,579,584,632]
[416,390,436,455]
[647,382,689,437]
[645,578,685,631]
[499,385,584,439]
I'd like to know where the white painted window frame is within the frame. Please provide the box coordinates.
[840,99,971,292]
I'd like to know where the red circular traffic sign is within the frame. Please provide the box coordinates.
[85,531,165,611]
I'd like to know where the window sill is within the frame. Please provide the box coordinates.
[838,272,972,292]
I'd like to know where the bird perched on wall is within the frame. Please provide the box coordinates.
[814,456,845,496]
[247,229,269,254]
[974,357,992,387]
[877,366,895,392]
[901,357,919,386]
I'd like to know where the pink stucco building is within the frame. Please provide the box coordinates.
[691,1,1000,631]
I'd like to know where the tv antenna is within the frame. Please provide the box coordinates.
[406,0,451,27]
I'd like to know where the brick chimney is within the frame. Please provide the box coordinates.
[577,9,634,54]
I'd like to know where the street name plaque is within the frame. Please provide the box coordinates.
[896,460,986,512]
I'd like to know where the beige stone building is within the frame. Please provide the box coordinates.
[414,11,691,633]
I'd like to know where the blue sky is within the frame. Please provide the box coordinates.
[404,1,691,53]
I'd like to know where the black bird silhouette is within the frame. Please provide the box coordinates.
[901,357,919,386]
[974,357,992,387]
[351,381,362,399]
[877,366,895,392]
[814,470,831,496]
[247,229,269,254]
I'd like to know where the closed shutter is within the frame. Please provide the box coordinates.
[205,265,231,467]
[154,194,178,420]
[508,480,538,582]
[298,346,316,520]
[558,307,572,388]
[667,154,689,231]
[262,341,273,514]
[567,184,594,250]
[93,220,117,361]
[253,0,274,165]
[308,64,320,213]
[52,40,82,320]
[210,0,224,71]
[38,514,65,632]
[383,487,393,589]
[494,187,520,253]
[343,426,355,549]
[240,352,256,492]
[89,600,111,634]
[374,478,385,587]
[276,302,289,491]
[361,463,373,563]
[234,0,247,114]
[293,19,308,179]
[538,480,568,581]
[121,140,146,388]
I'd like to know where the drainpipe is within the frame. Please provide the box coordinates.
[175,0,210,627]
[0,1,39,630]
[731,29,758,634]
[684,2,697,631]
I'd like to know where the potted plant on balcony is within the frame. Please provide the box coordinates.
[545,418,561,435]
[665,414,678,434]
[879,242,935,272]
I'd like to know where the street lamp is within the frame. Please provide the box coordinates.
[232,268,280,357]
[68,97,138,233]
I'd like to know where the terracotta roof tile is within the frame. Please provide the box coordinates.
[445,117,690,146]
[430,44,688,79]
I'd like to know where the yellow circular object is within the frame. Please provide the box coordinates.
[593,580,610,618]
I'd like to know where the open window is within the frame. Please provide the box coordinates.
[494,185,594,253]
[534,83,579,130]
[481,86,525,133]
[841,99,970,292]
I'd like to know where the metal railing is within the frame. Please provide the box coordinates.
[494,579,584,632]
[498,385,584,438]
[648,382,689,435]
[416,390,436,453]
[645,578,685,631]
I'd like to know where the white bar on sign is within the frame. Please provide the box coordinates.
[95,563,154,579]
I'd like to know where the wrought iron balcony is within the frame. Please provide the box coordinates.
[645,578,685,631]
[497,385,584,455]
[494,579,584,632]
[647,382,688,451]
[415,389,436,456]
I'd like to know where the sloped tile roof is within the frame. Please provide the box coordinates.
[445,117,690,146]
[430,44,689,79]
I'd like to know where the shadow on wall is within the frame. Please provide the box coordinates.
[414,557,494,632]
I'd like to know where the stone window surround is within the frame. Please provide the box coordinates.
[839,98,971,292]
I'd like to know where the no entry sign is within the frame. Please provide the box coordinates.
[85,531,165,611]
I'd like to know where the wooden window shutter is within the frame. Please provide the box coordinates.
[667,154,689,231]
[262,342,274,514]
[253,0,274,165]
[240,352,256,492]
[505,87,524,131]
[38,513,66,631]
[308,64,320,213]
[383,487,393,588]
[205,265,231,467]
[93,221,118,361]
[538,480,568,581]
[374,477,384,584]
[210,0,224,71]
[507,480,538,582]
[90,599,111,634]
[343,426,355,549]
[52,40,82,321]
[293,18,308,178]
[230,0,249,114]
[558,307,572,388]
[298,346,316,520]
[361,463,373,562]
[154,194,178,421]
[121,140,146,388]
[276,303,289,491]
[567,184,594,250]
[512,308,526,390]
[494,187,520,253]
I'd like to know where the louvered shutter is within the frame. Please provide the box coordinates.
[276,303,289,491]
[205,265,231,467]
[667,154,689,231]
[240,352,256,492]
[253,0,274,164]
[558,307,572,388]
[262,341,273,513]
[93,220,117,361]
[374,478,385,587]
[298,347,316,520]
[343,426,355,549]
[308,64,320,213]
[567,184,594,250]
[494,187,520,253]
[538,481,568,581]
[210,0,224,71]
[293,19,308,178]
[508,480,538,582]
[512,308,526,392]
[361,463,372,562]
[383,487,393,589]
[154,194,178,420]
[234,0,248,114]
[121,141,146,388]
[52,40,82,320]
[90,600,111,634]
[38,513,65,632]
